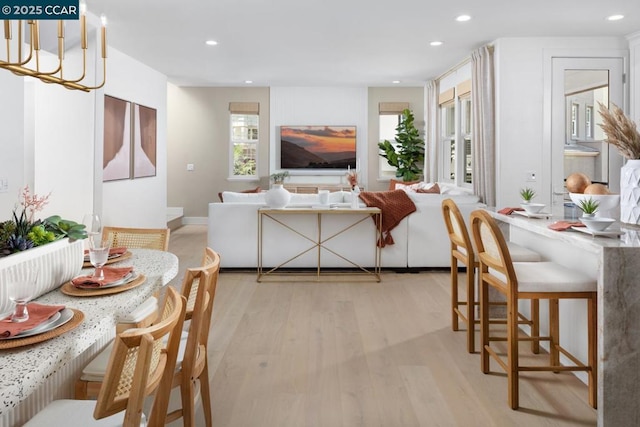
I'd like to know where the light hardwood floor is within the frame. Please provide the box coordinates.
[169,225,597,427]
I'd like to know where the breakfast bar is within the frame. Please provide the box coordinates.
[488,209,640,427]
[0,249,179,427]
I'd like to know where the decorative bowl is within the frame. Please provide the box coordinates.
[520,203,545,214]
[569,193,620,214]
[579,217,616,232]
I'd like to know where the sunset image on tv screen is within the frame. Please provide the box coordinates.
[280,126,356,169]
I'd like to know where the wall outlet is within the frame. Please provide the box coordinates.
[525,171,537,182]
[0,177,8,193]
[186,163,195,171]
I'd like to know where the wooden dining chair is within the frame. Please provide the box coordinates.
[102,226,170,251]
[441,199,542,353]
[469,209,597,409]
[25,286,186,427]
[149,247,221,427]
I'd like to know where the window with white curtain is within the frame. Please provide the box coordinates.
[229,102,259,179]
[439,82,473,187]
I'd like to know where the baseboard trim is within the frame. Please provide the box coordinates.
[182,216,208,225]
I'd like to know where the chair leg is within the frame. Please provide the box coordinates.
[530,299,540,354]
[549,299,560,371]
[480,276,490,374]
[181,379,196,427]
[200,361,213,427]
[508,292,519,410]
[451,257,459,332]
[466,264,475,353]
[588,294,598,409]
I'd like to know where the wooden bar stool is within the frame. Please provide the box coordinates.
[442,199,542,353]
[470,209,597,409]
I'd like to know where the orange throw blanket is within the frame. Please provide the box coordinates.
[358,190,417,247]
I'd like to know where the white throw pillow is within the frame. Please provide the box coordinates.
[329,191,348,204]
[288,193,320,205]
[221,191,266,204]
[395,181,439,193]
[437,182,472,196]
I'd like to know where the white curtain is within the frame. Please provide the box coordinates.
[471,45,495,206]
[425,80,439,183]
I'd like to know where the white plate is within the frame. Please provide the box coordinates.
[571,226,624,237]
[75,272,138,290]
[1,308,73,340]
[513,210,553,219]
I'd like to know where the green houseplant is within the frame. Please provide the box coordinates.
[270,171,290,185]
[578,197,599,217]
[519,187,536,203]
[378,109,425,181]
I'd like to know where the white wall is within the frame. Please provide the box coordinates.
[494,37,629,208]
[98,48,168,228]
[629,32,640,123]
[270,87,368,187]
[0,27,167,229]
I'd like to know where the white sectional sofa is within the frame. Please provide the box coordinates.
[208,185,485,269]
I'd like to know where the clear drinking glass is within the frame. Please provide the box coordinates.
[7,268,38,323]
[82,213,102,237]
[88,235,110,280]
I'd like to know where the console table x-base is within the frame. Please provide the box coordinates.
[257,207,382,282]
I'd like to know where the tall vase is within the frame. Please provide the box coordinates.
[620,159,640,224]
[265,184,291,208]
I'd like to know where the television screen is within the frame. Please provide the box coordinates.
[280,125,356,169]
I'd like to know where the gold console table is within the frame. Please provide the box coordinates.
[257,207,382,282]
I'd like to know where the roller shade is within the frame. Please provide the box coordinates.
[229,102,260,114]
[378,102,410,114]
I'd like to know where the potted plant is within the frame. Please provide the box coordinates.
[519,187,536,203]
[578,197,599,217]
[378,108,425,182]
[266,171,291,208]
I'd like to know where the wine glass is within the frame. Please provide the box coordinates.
[82,213,102,237]
[88,235,111,281]
[7,268,38,323]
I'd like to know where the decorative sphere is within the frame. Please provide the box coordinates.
[584,183,610,195]
[566,172,591,193]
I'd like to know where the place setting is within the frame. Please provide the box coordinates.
[63,236,145,297]
[1,269,84,350]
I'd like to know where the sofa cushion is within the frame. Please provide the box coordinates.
[395,181,440,193]
[389,179,420,191]
[407,192,480,204]
[220,191,266,203]
[219,187,261,202]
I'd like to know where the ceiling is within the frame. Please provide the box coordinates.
[86,0,640,87]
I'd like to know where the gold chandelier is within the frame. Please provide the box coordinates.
[1,4,106,92]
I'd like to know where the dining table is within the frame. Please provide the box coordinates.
[0,248,179,427]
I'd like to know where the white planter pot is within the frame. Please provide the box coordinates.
[265,184,291,208]
[620,159,640,224]
[0,238,83,314]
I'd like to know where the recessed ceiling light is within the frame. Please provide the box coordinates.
[392,80,400,84]
[456,15,471,22]
[245,80,253,84]
[607,14,624,21]
[205,40,218,46]
[430,41,443,46]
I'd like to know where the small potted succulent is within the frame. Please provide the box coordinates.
[578,197,599,218]
[519,187,536,204]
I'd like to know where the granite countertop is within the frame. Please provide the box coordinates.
[0,249,178,415]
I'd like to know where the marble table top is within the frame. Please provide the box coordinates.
[0,248,178,416]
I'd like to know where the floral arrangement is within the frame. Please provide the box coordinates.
[598,102,640,160]
[0,186,87,257]
[346,170,358,189]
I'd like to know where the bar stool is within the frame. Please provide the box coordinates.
[470,209,597,409]
[442,199,542,353]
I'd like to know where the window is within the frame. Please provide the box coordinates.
[440,102,456,181]
[229,102,259,179]
[438,82,472,187]
[585,105,593,139]
[379,113,401,178]
[571,103,579,139]
[377,102,409,179]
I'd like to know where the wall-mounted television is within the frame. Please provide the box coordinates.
[280,125,356,169]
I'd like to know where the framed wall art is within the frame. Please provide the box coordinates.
[103,95,131,181]
[133,103,157,178]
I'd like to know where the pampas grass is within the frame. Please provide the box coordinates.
[598,102,640,160]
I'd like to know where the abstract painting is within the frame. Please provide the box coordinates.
[103,95,131,181]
